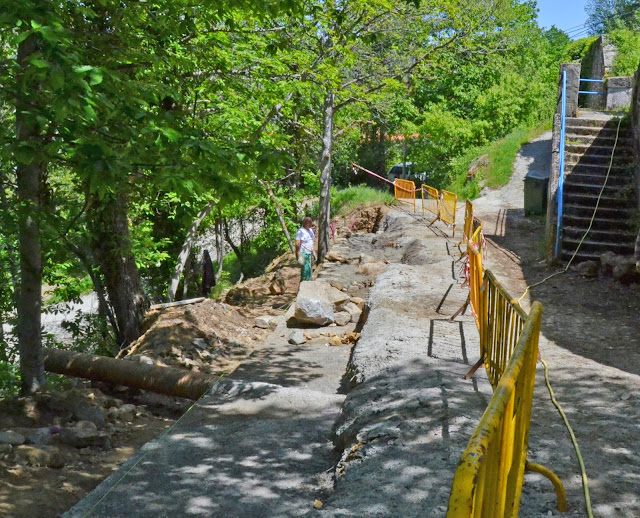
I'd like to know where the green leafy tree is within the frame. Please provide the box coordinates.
[586,0,640,34]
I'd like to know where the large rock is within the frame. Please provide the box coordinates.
[59,421,110,449]
[0,431,25,446]
[293,281,346,326]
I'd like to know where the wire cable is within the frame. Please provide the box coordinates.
[516,115,623,304]
[541,359,593,518]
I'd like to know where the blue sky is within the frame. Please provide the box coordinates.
[535,0,590,36]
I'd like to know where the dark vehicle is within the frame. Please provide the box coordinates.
[386,162,428,184]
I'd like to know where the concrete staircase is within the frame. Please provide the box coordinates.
[561,111,637,262]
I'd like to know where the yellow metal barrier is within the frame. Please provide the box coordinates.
[447,301,544,518]
[467,226,484,330]
[481,270,528,389]
[394,179,416,212]
[440,190,458,237]
[421,184,439,219]
[461,200,474,244]
[458,268,567,515]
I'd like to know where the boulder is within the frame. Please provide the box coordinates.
[64,394,105,427]
[22,427,56,446]
[59,421,110,449]
[293,281,336,326]
[334,312,352,326]
[601,251,638,282]
[324,284,350,306]
[0,431,25,446]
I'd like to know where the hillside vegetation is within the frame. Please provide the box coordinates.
[0,1,622,394]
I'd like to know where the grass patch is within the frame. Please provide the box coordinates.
[330,186,396,217]
[448,124,551,199]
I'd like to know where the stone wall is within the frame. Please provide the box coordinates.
[580,35,634,111]
[581,36,616,109]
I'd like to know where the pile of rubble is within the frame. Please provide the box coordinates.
[280,280,366,347]
[0,388,158,469]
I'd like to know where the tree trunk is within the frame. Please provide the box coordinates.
[15,34,46,394]
[43,348,217,400]
[64,239,118,339]
[166,201,216,302]
[317,91,334,263]
[181,254,192,300]
[89,193,148,349]
[222,218,246,278]
[260,180,295,254]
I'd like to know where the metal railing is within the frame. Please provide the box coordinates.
[467,226,484,330]
[458,200,474,247]
[578,77,606,96]
[447,302,543,518]
[394,178,416,212]
[555,70,567,258]
[555,75,606,257]
[421,184,439,218]
[453,203,566,514]
[440,190,458,237]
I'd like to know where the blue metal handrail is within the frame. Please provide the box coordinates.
[578,77,606,95]
[555,71,567,257]
[556,76,607,257]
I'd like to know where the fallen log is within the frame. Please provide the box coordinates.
[149,297,205,311]
[43,348,218,400]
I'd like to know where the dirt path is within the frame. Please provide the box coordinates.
[475,131,640,517]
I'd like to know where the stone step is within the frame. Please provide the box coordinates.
[564,133,634,146]
[563,192,635,208]
[562,237,634,254]
[565,163,632,178]
[565,116,628,129]
[563,203,636,218]
[563,214,635,231]
[565,152,633,166]
[563,226,637,243]
[564,125,632,138]
[563,181,629,194]
[564,143,634,157]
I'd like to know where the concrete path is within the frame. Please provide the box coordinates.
[65,209,496,517]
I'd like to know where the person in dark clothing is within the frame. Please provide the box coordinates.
[202,250,215,296]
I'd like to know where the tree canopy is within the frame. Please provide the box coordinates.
[0,0,575,394]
